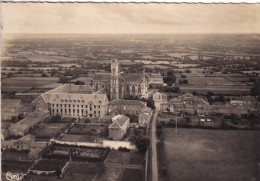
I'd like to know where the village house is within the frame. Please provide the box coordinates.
[230,96,259,109]
[32,84,109,119]
[109,115,130,140]
[108,99,147,115]
[138,107,153,127]
[161,93,209,114]
[147,73,164,88]
[8,111,49,136]
[1,99,22,121]
[153,92,168,109]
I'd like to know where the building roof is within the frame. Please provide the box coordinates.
[139,113,149,120]
[93,73,111,82]
[32,84,107,106]
[109,115,130,129]
[94,88,108,95]
[109,99,146,106]
[18,134,35,143]
[42,93,107,105]
[70,77,93,83]
[147,73,163,79]
[141,107,152,114]
[47,84,93,94]
[8,113,45,133]
[1,99,21,114]
[123,73,146,83]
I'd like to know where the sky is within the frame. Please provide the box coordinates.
[1,3,260,34]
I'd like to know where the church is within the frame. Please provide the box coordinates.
[92,59,148,100]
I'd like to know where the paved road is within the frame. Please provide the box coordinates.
[151,109,159,181]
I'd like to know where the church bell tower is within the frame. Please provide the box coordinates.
[110,59,119,100]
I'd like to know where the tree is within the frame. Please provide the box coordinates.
[178,79,188,85]
[163,70,176,86]
[147,97,155,109]
[59,76,69,83]
[251,80,260,97]
[75,80,85,85]
[135,135,150,153]
[185,69,191,73]
[7,73,13,78]
[55,167,62,178]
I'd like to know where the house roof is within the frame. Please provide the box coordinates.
[109,99,146,106]
[109,115,130,129]
[9,112,46,132]
[1,99,21,110]
[139,113,149,120]
[18,134,35,143]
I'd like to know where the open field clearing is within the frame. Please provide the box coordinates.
[180,85,251,95]
[186,76,242,86]
[105,151,144,166]
[28,55,74,62]
[2,160,33,173]
[161,128,260,181]
[144,64,171,69]
[2,77,59,92]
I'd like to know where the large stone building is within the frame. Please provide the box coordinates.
[32,84,109,119]
[92,59,148,100]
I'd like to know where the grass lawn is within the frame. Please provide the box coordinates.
[161,128,260,181]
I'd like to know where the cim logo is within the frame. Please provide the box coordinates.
[5,172,26,181]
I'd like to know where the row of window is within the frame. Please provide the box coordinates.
[52,104,101,109]
[51,108,101,117]
[59,99,102,104]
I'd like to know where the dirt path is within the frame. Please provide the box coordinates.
[151,109,159,181]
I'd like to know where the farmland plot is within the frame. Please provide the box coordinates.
[161,128,260,181]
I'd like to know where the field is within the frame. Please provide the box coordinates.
[185,76,243,86]
[144,64,171,69]
[34,123,68,140]
[68,124,108,137]
[122,168,144,181]
[30,159,68,171]
[28,55,74,63]
[180,85,251,95]
[105,151,144,166]
[2,77,59,92]
[161,128,260,181]
[61,134,97,142]
[2,150,30,161]
[2,160,33,173]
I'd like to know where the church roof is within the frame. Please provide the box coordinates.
[109,99,146,106]
[93,73,111,82]
[123,73,145,83]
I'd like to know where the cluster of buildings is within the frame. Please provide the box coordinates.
[154,92,259,117]
[2,60,155,155]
